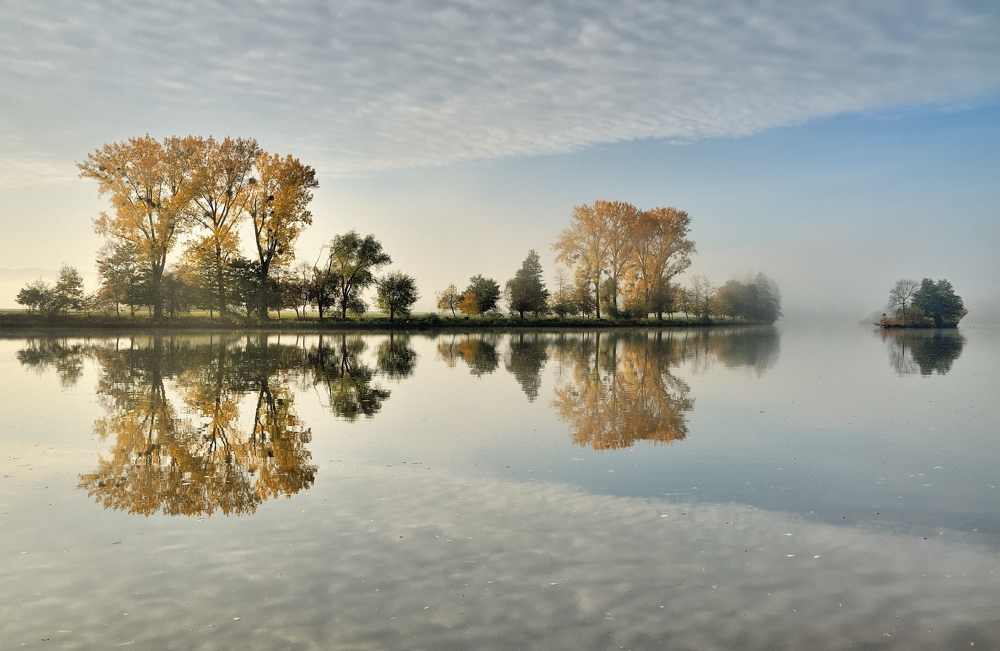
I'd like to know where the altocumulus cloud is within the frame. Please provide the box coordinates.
[1,0,999,175]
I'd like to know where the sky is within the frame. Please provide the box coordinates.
[1,0,998,320]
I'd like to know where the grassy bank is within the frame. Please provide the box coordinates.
[0,310,770,332]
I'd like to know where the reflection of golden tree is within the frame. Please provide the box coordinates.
[78,336,315,517]
[436,334,500,376]
[551,332,693,450]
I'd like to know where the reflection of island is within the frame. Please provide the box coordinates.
[882,329,965,376]
[551,332,694,450]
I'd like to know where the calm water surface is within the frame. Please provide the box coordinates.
[1,326,998,649]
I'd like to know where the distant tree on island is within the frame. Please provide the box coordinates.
[881,278,966,328]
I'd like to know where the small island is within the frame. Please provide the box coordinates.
[878,278,966,328]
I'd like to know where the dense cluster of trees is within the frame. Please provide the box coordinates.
[553,201,695,319]
[882,278,966,328]
[15,135,421,321]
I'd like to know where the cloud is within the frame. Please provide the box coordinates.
[1,0,999,174]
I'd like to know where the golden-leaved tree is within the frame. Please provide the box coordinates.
[79,135,199,320]
[186,136,261,315]
[553,201,695,319]
[246,152,319,319]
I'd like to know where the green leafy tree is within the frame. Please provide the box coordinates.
[376,272,419,322]
[506,250,549,318]
[465,275,501,314]
[912,278,966,327]
[51,265,85,313]
[321,231,392,320]
[16,279,53,313]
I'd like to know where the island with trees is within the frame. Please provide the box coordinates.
[879,278,967,328]
[10,134,784,330]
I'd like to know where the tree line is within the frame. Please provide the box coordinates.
[15,136,780,325]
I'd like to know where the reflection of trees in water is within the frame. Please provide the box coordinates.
[882,329,965,376]
[16,338,88,387]
[376,334,418,381]
[674,326,780,375]
[308,334,391,421]
[504,333,549,401]
[436,333,500,376]
[76,336,316,516]
[16,333,419,516]
[550,332,693,450]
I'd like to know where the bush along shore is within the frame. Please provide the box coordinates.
[0,310,778,333]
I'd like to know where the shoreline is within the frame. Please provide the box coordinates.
[0,312,776,334]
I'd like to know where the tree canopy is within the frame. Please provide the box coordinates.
[506,250,549,318]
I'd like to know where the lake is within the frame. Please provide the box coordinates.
[1,325,998,649]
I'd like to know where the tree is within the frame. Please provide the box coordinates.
[246,152,319,319]
[753,273,782,324]
[96,241,147,316]
[549,268,576,318]
[506,250,549,318]
[465,275,501,314]
[886,278,920,323]
[623,207,695,317]
[691,275,716,322]
[321,231,392,320]
[458,292,479,317]
[436,284,461,317]
[309,266,339,321]
[79,135,197,320]
[16,279,52,313]
[376,272,419,322]
[187,136,261,315]
[49,265,85,313]
[553,203,610,319]
[912,278,966,327]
